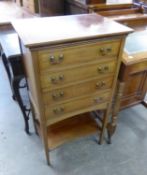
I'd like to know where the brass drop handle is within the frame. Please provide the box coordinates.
[52,93,58,99]
[97,66,109,73]
[49,56,56,64]
[52,91,64,99]
[51,77,58,84]
[59,91,64,97]
[97,67,102,73]
[99,47,112,56]
[96,81,106,89]
[94,97,103,103]
[99,48,106,56]
[53,108,57,113]
[106,47,112,53]
[59,74,64,81]
[49,54,64,64]
[58,54,64,62]
[60,107,64,112]
[53,107,64,114]
[50,75,64,84]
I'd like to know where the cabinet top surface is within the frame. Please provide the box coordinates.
[12,14,132,48]
[123,30,147,65]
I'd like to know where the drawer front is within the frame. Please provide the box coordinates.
[45,91,111,122]
[42,76,114,105]
[40,60,116,90]
[38,39,120,71]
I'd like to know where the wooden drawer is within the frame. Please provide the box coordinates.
[45,90,111,124]
[42,76,114,105]
[38,39,121,72]
[40,60,116,90]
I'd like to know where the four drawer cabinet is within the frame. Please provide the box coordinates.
[12,14,132,164]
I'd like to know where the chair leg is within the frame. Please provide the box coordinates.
[1,53,11,83]
[12,76,30,134]
[1,53,16,100]
[30,102,38,135]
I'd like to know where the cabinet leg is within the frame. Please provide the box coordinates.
[99,109,110,145]
[30,102,50,164]
[42,129,50,165]
[45,148,50,166]
[40,121,50,165]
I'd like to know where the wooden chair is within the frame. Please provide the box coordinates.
[0,32,30,134]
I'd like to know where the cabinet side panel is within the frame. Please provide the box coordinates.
[22,48,40,116]
[20,42,50,163]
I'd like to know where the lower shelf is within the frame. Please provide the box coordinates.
[37,113,100,150]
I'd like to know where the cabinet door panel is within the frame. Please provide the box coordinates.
[121,71,147,108]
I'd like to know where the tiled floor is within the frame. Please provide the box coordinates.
[0,58,147,175]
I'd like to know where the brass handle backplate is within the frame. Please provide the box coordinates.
[50,74,64,84]
[96,81,106,89]
[49,54,64,64]
[99,47,112,56]
[53,107,64,114]
[97,66,109,74]
[52,91,64,100]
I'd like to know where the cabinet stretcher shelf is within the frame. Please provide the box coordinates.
[37,113,100,150]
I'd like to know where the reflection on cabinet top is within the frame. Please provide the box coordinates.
[12,14,133,48]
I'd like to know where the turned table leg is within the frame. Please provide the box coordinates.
[107,81,125,144]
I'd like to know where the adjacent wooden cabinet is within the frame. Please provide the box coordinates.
[106,30,147,143]
[22,0,39,13]
[12,14,132,164]
[38,0,65,16]
[65,0,147,31]
[65,0,133,15]
[119,31,147,108]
